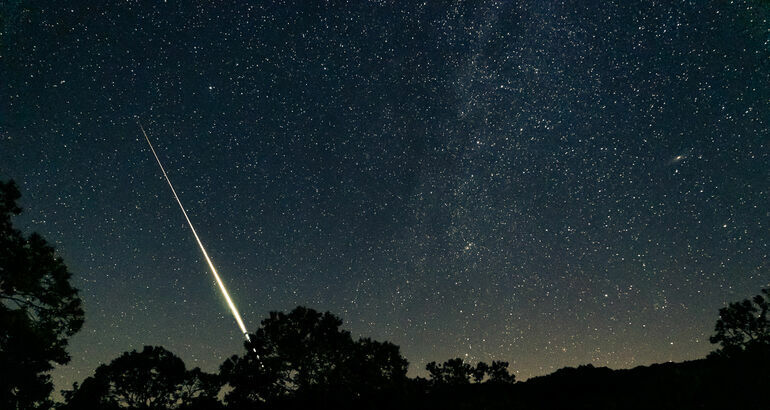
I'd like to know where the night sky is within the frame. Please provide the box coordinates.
[1,0,768,394]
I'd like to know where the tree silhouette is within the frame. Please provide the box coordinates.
[0,180,84,409]
[426,358,515,386]
[426,358,475,385]
[59,376,116,410]
[61,346,221,410]
[220,306,408,408]
[710,288,769,357]
[485,361,516,384]
[348,337,410,395]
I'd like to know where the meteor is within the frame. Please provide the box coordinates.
[138,121,251,343]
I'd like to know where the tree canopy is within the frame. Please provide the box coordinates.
[220,306,408,408]
[426,358,515,386]
[710,288,769,357]
[61,345,220,410]
[0,180,84,409]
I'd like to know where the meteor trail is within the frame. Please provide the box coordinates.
[138,121,251,342]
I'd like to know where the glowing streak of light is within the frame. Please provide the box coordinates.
[138,122,251,342]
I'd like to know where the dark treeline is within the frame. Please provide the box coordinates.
[2,179,769,410]
[55,306,769,410]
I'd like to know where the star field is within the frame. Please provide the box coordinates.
[1,0,768,393]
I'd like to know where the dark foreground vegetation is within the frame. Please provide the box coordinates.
[59,345,770,410]
[419,350,769,410]
[2,179,768,410]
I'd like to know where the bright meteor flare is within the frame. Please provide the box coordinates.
[139,122,251,342]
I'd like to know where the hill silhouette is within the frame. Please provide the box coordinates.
[413,350,768,410]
